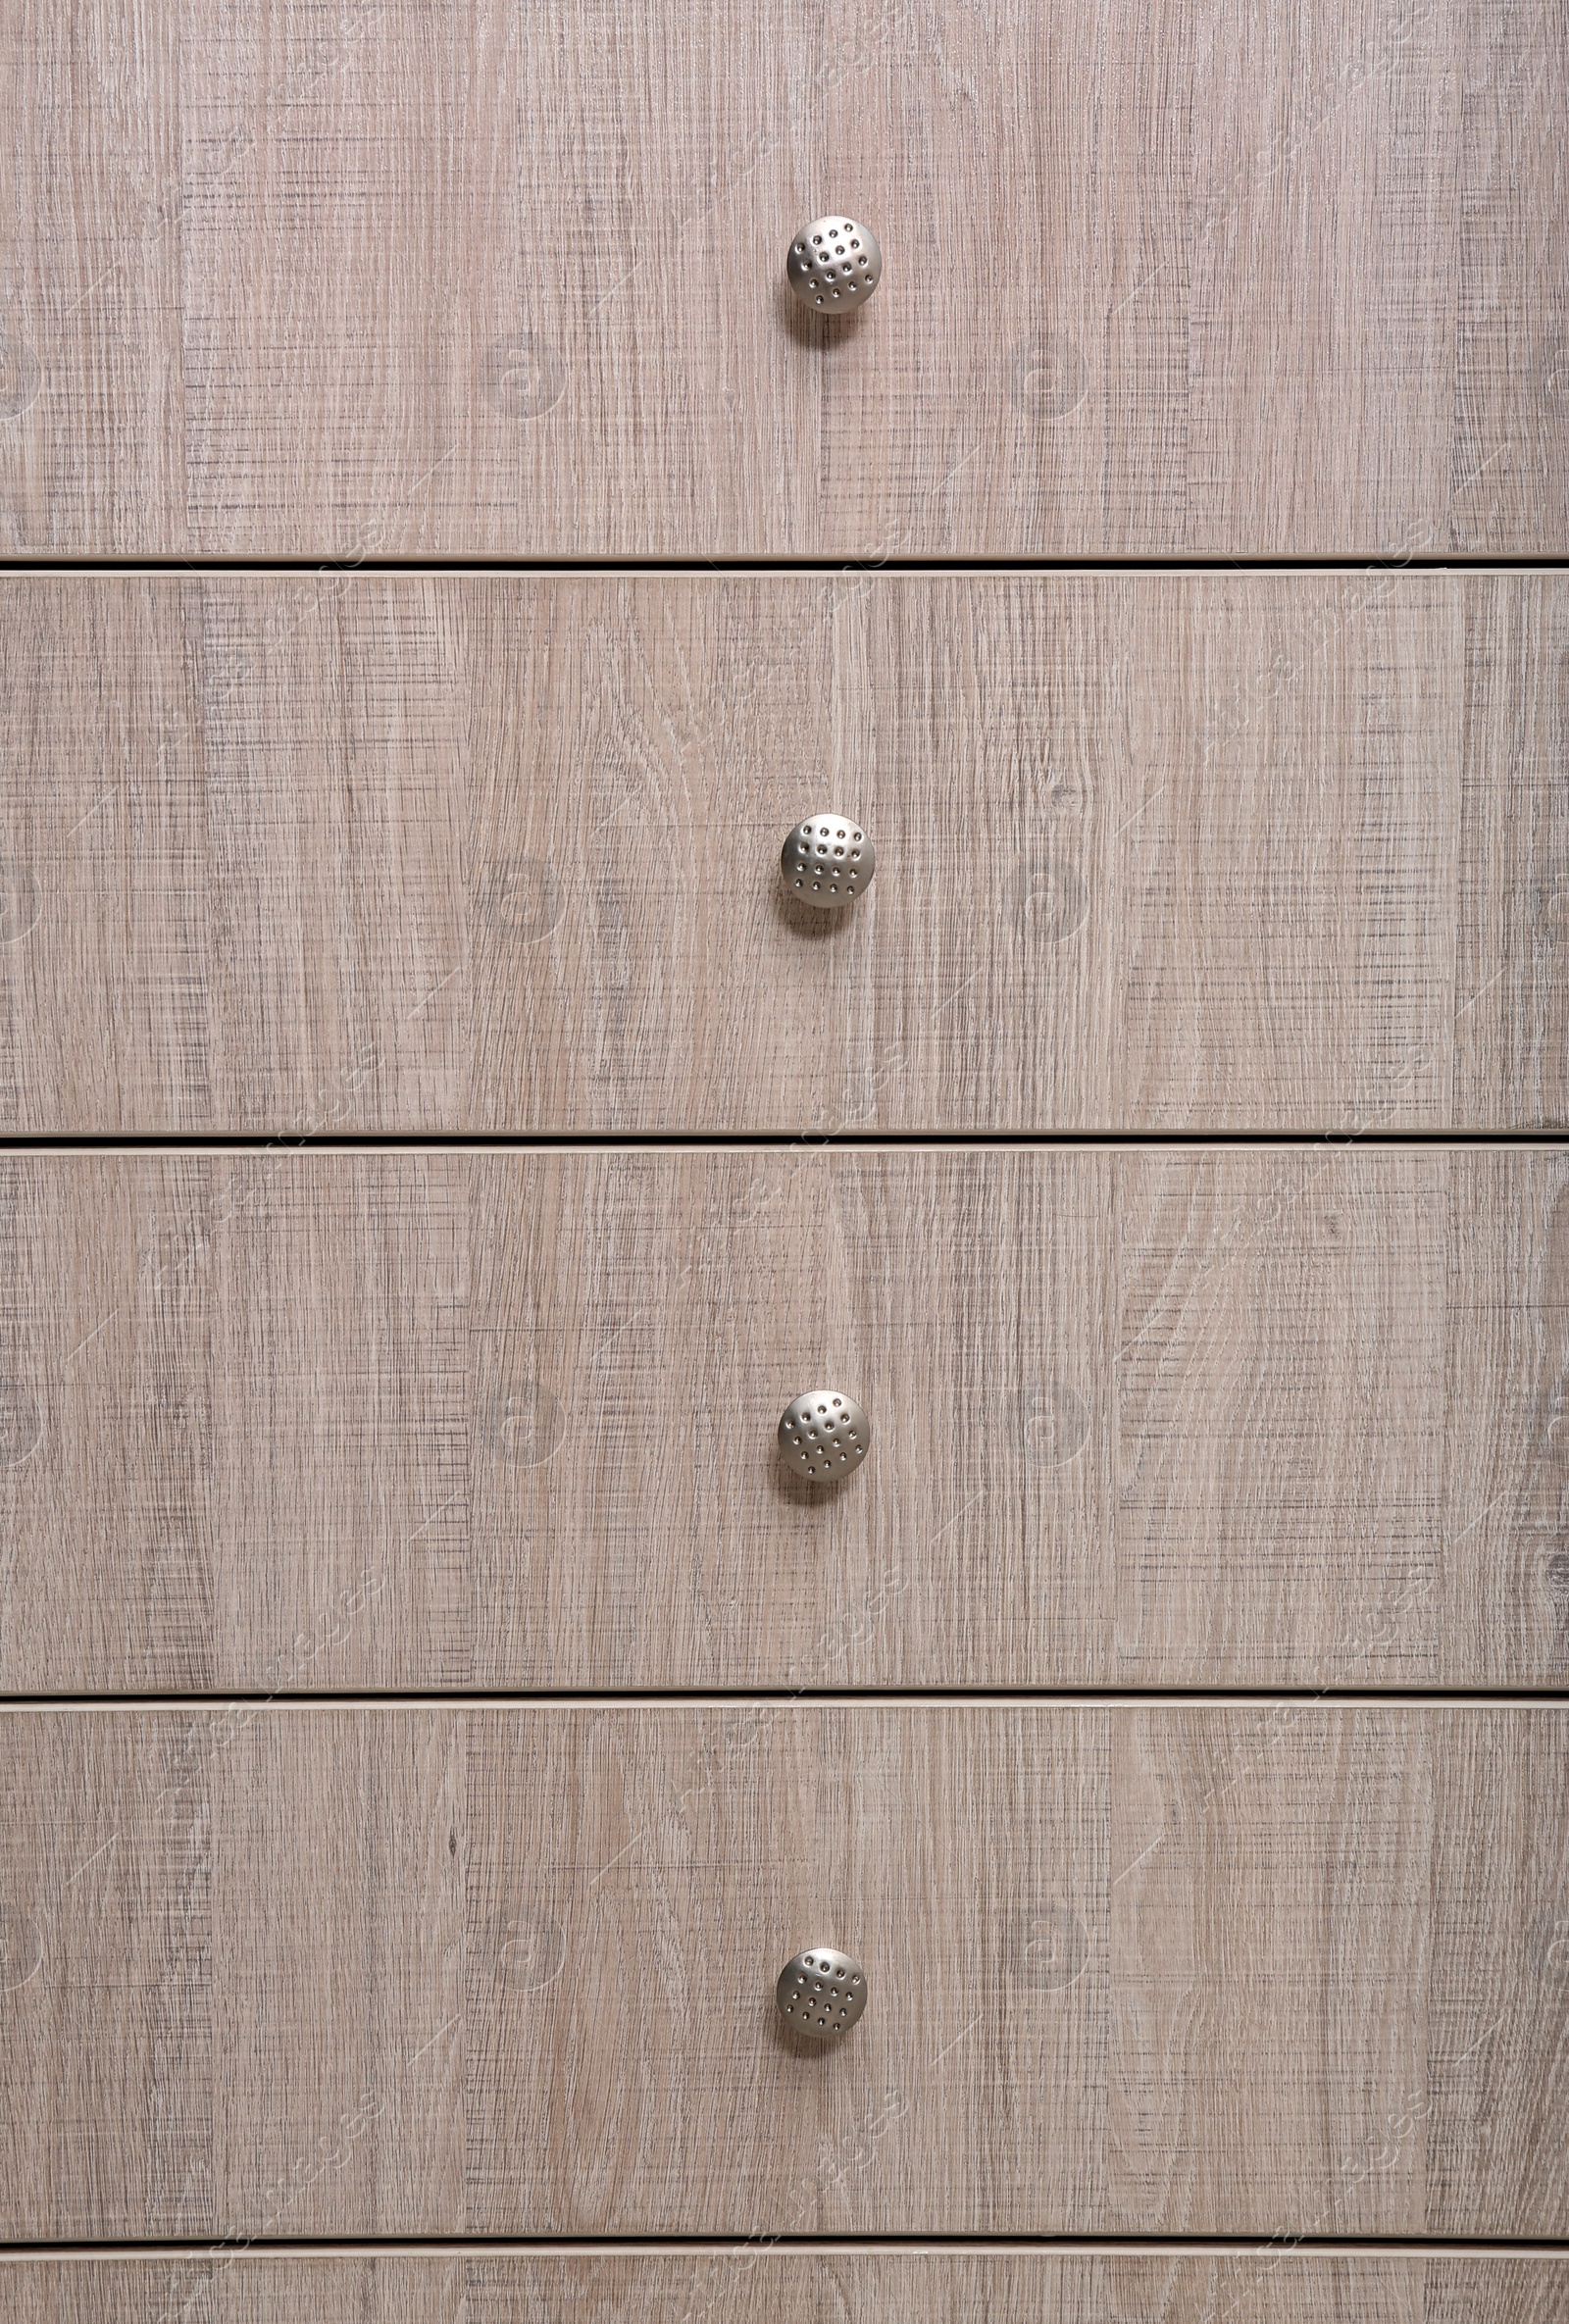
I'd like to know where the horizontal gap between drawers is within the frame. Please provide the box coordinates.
[1,1131,1566,1155]
[1,555,1568,578]
[4,2234,1568,2258]
[3,1689,1566,1710]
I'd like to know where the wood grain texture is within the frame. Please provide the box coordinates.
[0,0,1562,556]
[5,1146,1567,1693]
[2,573,1567,1136]
[0,1704,1563,2238]
[4,2252,1569,2324]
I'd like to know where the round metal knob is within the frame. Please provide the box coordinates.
[786,217,883,312]
[777,1946,867,2037]
[778,1389,871,1482]
[781,814,875,909]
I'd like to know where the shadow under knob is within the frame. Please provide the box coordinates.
[778,1389,871,1482]
[781,813,874,908]
[777,1946,867,2036]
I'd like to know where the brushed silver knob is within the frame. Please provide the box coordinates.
[778,1389,871,1482]
[777,1946,867,2036]
[781,814,874,909]
[786,217,883,312]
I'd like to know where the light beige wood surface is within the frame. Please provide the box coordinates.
[3,1146,1565,1693]
[2,573,1567,1136]
[0,1704,1563,2238]
[5,2251,1569,2324]
[0,0,1562,557]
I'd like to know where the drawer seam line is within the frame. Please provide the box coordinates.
[1,1132,1566,1155]
[2,1690,1566,1709]
[2,555,1569,578]
[3,2234,1567,2257]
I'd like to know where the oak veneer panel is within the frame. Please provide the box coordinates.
[3,573,1568,1136]
[0,0,1563,556]
[4,1147,1567,1692]
[5,2254,1569,2324]
[0,1705,1563,2237]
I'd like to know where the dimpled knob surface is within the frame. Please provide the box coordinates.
[781,813,874,908]
[778,1390,871,1482]
[786,217,883,311]
[776,1947,868,2036]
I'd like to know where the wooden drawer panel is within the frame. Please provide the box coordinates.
[0,1704,1563,2238]
[3,573,1567,1137]
[5,1146,1565,1694]
[5,2253,1569,2323]
[0,1,1561,558]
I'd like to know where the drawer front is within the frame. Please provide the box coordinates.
[2,574,1566,1137]
[4,1147,1566,1693]
[0,2,1561,558]
[0,1704,1562,2238]
[4,2254,1567,2323]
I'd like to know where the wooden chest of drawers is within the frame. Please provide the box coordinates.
[1,0,1566,2314]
